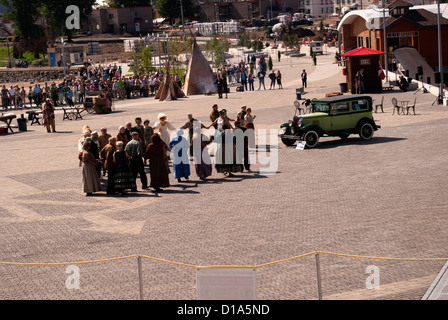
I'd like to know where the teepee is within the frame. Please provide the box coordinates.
[155,60,186,101]
[183,39,217,95]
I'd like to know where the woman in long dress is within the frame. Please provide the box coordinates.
[145,134,171,192]
[191,128,213,180]
[113,141,136,195]
[79,140,102,196]
[214,124,243,177]
[153,113,176,147]
[169,129,191,182]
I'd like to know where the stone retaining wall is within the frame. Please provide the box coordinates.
[0,69,66,84]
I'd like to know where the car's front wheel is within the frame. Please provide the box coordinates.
[359,122,374,140]
[303,130,319,148]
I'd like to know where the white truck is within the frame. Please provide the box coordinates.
[310,41,324,55]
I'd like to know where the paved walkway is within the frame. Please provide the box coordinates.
[1,44,448,300]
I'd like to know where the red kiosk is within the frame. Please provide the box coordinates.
[342,47,385,94]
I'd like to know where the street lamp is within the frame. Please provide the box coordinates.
[61,38,68,79]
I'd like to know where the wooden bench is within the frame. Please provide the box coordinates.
[26,110,42,125]
[0,113,17,133]
[57,106,83,121]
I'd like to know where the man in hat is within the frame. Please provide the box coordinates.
[180,114,206,156]
[98,127,111,151]
[125,131,148,191]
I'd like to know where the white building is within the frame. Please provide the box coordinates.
[304,0,335,17]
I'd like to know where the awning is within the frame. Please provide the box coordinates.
[342,47,385,57]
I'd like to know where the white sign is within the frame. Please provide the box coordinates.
[296,141,306,150]
[197,268,256,300]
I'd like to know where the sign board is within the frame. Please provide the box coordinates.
[360,58,371,66]
[296,141,306,150]
[197,268,256,300]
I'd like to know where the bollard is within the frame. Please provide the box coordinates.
[315,252,322,300]
[137,256,144,300]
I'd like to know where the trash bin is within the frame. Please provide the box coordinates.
[339,83,348,93]
[17,117,27,132]
[296,88,302,100]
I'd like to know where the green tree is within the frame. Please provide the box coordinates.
[0,0,43,39]
[237,33,251,49]
[282,34,300,52]
[156,0,194,26]
[251,39,263,52]
[206,36,229,67]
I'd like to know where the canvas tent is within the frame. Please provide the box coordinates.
[183,40,217,96]
[155,61,186,101]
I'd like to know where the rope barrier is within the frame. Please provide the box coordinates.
[1,251,447,268]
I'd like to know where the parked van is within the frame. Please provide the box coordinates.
[310,41,323,54]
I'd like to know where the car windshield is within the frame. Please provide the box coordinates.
[312,103,329,113]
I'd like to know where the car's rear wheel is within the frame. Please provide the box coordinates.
[281,137,296,146]
[303,130,319,148]
[359,122,374,140]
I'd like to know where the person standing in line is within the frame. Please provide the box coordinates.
[1,85,10,109]
[132,117,145,142]
[216,73,223,99]
[276,70,283,89]
[241,71,248,91]
[144,134,171,192]
[101,136,117,195]
[257,69,266,90]
[248,73,255,91]
[42,98,56,133]
[90,131,102,178]
[301,69,307,88]
[98,127,112,152]
[222,73,228,99]
[269,70,276,90]
[113,141,136,195]
[234,120,251,172]
[169,129,191,182]
[116,125,128,147]
[191,127,214,180]
[142,119,154,164]
[79,139,102,196]
[125,131,148,191]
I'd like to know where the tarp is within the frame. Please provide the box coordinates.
[183,40,217,95]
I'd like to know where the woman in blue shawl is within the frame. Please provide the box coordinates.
[169,129,191,182]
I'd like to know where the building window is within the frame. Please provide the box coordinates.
[108,13,114,19]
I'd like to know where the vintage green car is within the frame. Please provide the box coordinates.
[279,95,381,148]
